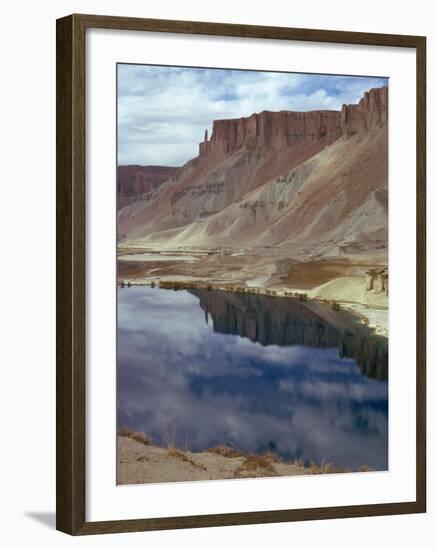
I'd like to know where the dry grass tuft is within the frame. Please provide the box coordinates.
[234,453,278,478]
[306,459,347,475]
[117,427,151,446]
[166,448,207,471]
[287,458,305,468]
[260,450,281,463]
[205,446,243,458]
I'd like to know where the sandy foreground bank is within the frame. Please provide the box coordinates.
[117,433,370,485]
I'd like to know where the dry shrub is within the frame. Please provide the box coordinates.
[205,446,243,459]
[166,448,207,471]
[287,458,305,468]
[234,454,278,478]
[117,427,151,446]
[261,450,281,463]
[306,459,346,475]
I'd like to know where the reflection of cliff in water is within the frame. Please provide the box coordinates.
[189,289,388,381]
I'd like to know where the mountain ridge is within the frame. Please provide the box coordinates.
[119,86,388,259]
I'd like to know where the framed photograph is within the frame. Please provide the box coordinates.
[56,14,426,535]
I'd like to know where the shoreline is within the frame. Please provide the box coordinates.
[116,246,388,335]
[118,277,388,337]
[117,429,372,485]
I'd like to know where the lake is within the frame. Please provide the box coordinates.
[117,286,388,472]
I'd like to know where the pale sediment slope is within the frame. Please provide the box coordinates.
[133,125,387,258]
[308,276,387,307]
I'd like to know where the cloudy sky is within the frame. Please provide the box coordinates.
[117,64,388,167]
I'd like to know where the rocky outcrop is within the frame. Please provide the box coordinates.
[366,267,388,296]
[341,87,388,137]
[117,165,178,209]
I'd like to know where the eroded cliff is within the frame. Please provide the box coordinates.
[118,87,388,261]
[198,86,387,159]
[199,110,342,160]
[117,165,178,209]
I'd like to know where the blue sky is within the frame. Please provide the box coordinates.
[117,64,388,166]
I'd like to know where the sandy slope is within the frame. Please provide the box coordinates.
[119,122,387,261]
[308,277,387,307]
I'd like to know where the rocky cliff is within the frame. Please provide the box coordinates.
[199,110,342,160]
[341,86,388,137]
[198,86,387,160]
[118,87,388,259]
[117,165,178,209]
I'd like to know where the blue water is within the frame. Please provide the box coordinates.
[117,286,388,471]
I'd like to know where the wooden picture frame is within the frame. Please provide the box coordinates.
[56,13,426,535]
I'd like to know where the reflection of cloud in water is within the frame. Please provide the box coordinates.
[117,287,388,470]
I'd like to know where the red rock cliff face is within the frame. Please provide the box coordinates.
[117,165,178,209]
[199,110,342,160]
[198,86,388,160]
[341,87,388,137]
